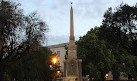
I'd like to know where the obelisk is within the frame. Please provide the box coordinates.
[69,2,75,45]
[67,2,77,59]
[63,2,82,81]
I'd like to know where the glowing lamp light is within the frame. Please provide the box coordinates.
[57,71,60,73]
[105,74,109,78]
[53,58,57,64]
[50,65,52,69]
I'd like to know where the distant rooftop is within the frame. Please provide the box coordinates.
[47,43,69,49]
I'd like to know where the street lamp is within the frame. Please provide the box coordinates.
[105,73,109,79]
[57,71,62,77]
[52,57,57,81]
[57,71,60,73]
[52,57,57,70]
[53,58,57,64]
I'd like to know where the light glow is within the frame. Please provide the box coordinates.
[57,71,60,73]
[105,74,109,78]
[53,58,57,64]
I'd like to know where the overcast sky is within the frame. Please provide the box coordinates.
[11,0,136,46]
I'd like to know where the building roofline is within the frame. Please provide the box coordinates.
[47,43,69,49]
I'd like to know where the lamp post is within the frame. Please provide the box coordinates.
[53,57,57,81]
[53,58,57,64]
[53,58,57,71]
[105,73,109,79]
[53,58,57,73]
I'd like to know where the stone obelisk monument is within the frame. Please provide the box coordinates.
[63,2,82,81]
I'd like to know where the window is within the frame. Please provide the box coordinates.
[57,51,60,57]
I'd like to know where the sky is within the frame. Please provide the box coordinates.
[11,0,136,46]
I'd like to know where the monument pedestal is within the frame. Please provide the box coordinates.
[63,77,78,81]
[63,59,82,81]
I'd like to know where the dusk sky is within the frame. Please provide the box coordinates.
[11,0,136,45]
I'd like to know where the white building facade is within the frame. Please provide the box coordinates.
[47,43,68,72]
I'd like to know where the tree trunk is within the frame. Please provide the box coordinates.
[0,65,5,81]
[101,73,105,81]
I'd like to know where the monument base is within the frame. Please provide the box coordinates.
[56,76,83,81]
[63,77,82,81]
[63,59,82,81]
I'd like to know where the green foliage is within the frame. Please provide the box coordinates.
[100,3,137,56]
[77,4,137,80]
[99,3,137,80]
[77,27,115,81]
[7,47,53,81]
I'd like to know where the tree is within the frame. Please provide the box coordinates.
[7,47,53,81]
[99,3,137,80]
[76,27,115,81]
[0,1,47,80]
[99,4,137,56]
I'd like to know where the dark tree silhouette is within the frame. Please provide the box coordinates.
[0,1,47,80]
[99,4,137,80]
